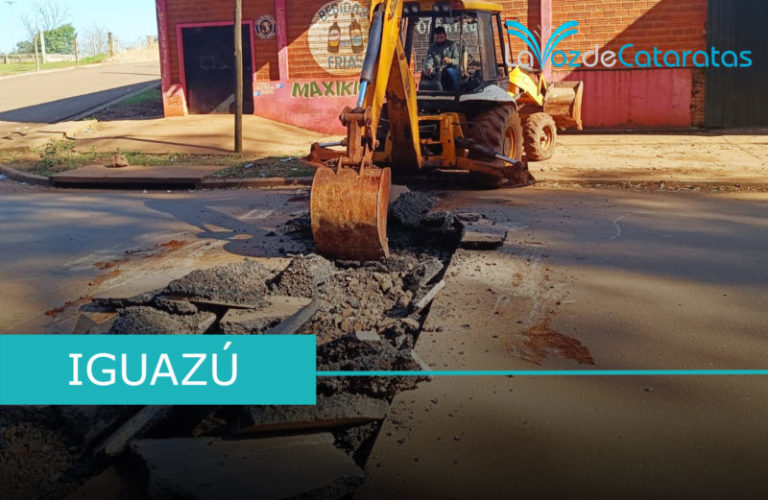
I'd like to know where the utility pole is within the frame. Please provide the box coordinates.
[74,34,79,65]
[234,0,243,154]
[108,32,114,57]
[33,33,39,70]
[39,29,47,64]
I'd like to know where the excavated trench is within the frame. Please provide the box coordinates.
[0,191,508,499]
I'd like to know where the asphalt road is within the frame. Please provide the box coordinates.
[1,182,767,498]
[363,185,768,500]
[0,183,308,334]
[0,61,160,123]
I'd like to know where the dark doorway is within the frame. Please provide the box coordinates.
[705,0,768,127]
[181,24,254,114]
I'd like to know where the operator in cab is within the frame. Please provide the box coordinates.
[423,26,460,90]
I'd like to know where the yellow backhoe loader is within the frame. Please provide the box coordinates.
[303,0,582,261]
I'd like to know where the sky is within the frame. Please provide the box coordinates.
[1,0,158,53]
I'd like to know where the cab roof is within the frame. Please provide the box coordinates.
[404,0,504,13]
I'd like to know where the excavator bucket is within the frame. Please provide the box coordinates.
[310,165,391,261]
[543,80,584,130]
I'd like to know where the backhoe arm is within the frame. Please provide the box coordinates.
[304,0,423,261]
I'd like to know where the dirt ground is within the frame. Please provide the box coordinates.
[4,111,766,187]
[68,115,338,157]
[66,118,768,187]
[531,130,768,187]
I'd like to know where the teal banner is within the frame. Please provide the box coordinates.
[0,335,316,405]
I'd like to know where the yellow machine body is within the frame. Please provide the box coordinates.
[304,0,538,260]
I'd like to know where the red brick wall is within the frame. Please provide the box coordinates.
[163,0,279,83]
[499,0,537,57]
[159,0,710,128]
[551,0,707,64]
[162,0,708,81]
[286,0,333,79]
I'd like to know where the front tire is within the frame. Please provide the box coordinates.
[523,112,557,161]
[463,105,526,188]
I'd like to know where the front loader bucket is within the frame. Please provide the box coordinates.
[310,166,391,261]
[543,80,584,130]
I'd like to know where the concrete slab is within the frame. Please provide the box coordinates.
[220,295,312,334]
[132,434,365,500]
[51,164,223,188]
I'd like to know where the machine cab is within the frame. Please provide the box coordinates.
[401,1,509,97]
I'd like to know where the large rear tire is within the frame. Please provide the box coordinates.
[523,112,557,161]
[463,105,525,188]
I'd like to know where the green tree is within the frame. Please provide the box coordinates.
[44,23,75,54]
[15,40,34,54]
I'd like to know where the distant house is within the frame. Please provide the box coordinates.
[155,0,766,133]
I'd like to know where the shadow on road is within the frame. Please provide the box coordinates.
[143,193,312,259]
[0,80,160,123]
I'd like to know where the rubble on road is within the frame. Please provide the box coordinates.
[56,405,136,450]
[269,253,335,298]
[235,394,389,433]
[266,298,323,335]
[459,218,507,249]
[2,189,516,499]
[389,191,435,228]
[220,296,312,334]
[109,306,216,335]
[164,260,274,307]
[132,434,365,500]
[95,406,173,457]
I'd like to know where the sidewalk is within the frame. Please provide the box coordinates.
[53,122,768,188]
[69,114,337,156]
[0,120,92,152]
[2,114,766,190]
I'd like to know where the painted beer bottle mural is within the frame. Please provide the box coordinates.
[309,1,369,76]
[349,13,364,53]
[328,14,341,53]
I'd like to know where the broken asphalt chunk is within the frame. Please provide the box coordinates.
[235,393,388,433]
[108,307,216,335]
[164,261,273,308]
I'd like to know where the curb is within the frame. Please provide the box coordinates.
[0,163,313,190]
[0,164,51,186]
[200,176,313,189]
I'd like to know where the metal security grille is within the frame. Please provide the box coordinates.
[705,0,768,127]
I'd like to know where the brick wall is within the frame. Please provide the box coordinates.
[162,0,708,80]
[551,0,707,66]
[499,0,537,57]
[163,0,279,83]
[159,0,711,128]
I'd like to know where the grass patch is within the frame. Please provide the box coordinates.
[84,86,163,120]
[0,139,312,178]
[212,157,313,178]
[0,54,107,76]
